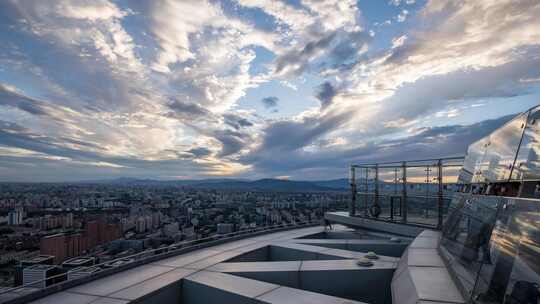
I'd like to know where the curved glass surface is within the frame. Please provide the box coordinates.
[512,106,540,181]
[458,110,529,184]
[441,193,501,295]
[460,142,480,184]
[440,193,540,303]
[481,113,527,182]
[466,137,490,184]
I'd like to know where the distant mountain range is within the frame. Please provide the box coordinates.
[78,177,350,191]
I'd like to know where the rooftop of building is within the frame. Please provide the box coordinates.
[67,267,101,274]
[20,256,54,265]
[23,265,56,272]
[62,257,95,266]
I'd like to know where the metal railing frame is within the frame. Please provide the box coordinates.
[349,156,465,229]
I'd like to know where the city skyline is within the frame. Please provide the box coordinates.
[1,0,540,182]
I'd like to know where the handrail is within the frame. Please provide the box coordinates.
[356,191,455,200]
[352,156,465,168]
[0,220,319,298]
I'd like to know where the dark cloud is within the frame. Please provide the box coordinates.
[223,113,254,130]
[167,100,211,116]
[166,99,216,123]
[214,129,247,157]
[187,147,212,158]
[243,115,512,178]
[274,32,337,75]
[0,84,53,117]
[315,82,337,108]
[261,96,278,109]
[244,111,353,162]
[328,30,371,63]
[0,120,110,162]
[274,29,371,76]
[375,55,540,133]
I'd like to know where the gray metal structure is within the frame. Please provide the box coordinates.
[349,157,465,228]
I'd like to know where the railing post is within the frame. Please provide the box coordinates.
[402,161,408,223]
[394,168,398,194]
[350,165,356,216]
[390,197,394,221]
[364,168,369,216]
[437,159,444,229]
[425,165,431,218]
[374,164,379,212]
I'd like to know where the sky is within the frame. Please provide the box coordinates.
[0,0,540,182]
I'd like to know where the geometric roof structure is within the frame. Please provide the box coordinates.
[25,224,420,304]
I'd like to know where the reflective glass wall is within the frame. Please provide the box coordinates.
[440,193,540,304]
[459,105,540,185]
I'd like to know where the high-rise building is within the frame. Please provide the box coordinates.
[40,219,122,263]
[7,208,23,225]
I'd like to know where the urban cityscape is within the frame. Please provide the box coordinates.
[0,181,351,288]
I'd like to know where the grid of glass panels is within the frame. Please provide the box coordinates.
[440,193,540,304]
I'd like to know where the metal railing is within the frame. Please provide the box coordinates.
[0,220,319,303]
[349,156,465,229]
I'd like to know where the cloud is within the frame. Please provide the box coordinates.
[223,113,254,129]
[245,109,353,159]
[240,0,366,77]
[55,0,127,21]
[389,0,416,6]
[396,9,409,22]
[187,147,212,158]
[334,0,540,139]
[166,99,215,122]
[315,82,337,109]
[391,35,407,48]
[148,0,223,73]
[375,56,540,131]
[243,115,512,178]
[0,84,50,116]
[261,96,279,109]
[213,129,249,157]
[274,32,337,76]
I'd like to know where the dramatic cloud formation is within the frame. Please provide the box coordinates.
[0,0,539,181]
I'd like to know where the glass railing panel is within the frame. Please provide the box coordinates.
[440,193,540,303]
[462,137,490,184]
[470,196,540,304]
[440,193,502,296]
[406,195,450,227]
[481,113,527,182]
[351,157,464,227]
[512,106,540,181]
